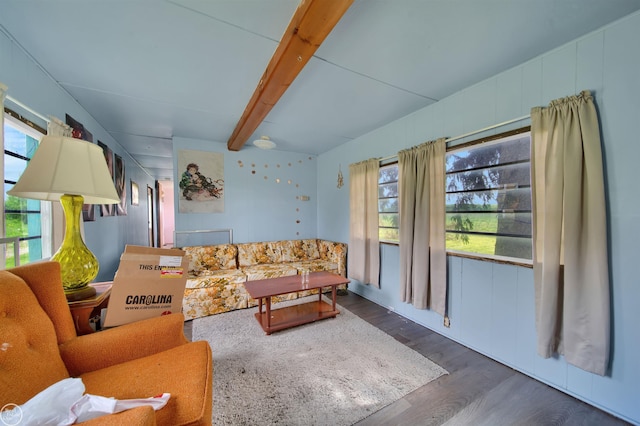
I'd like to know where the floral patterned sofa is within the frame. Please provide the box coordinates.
[180,239,347,320]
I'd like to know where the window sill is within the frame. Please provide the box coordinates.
[379,242,533,268]
[446,250,533,268]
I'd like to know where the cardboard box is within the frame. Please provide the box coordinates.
[103,245,188,327]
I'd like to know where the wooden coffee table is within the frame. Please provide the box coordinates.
[244,271,350,335]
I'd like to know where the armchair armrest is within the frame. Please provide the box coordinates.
[60,313,189,376]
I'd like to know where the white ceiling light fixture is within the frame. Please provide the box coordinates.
[253,136,276,150]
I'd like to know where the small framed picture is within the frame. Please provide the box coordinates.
[131,180,139,206]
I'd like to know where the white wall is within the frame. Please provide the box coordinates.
[0,30,156,281]
[317,11,640,425]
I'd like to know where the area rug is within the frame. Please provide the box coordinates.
[192,296,448,425]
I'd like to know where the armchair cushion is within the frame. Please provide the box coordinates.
[60,313,189,376]
[8,261,77,344]
[81,405,156,426]
[81,341,212,426]
[0,270,70,405]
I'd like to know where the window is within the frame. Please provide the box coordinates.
[378,163,399,243]
[3,112,49,267]
[445,128,532,260]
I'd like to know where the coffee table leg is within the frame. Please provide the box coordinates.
[266,297,271,333]
[332,285,337,311]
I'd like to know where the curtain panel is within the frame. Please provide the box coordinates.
[398,138,447,315]
[530,90,610,376]
[348,159,380,287]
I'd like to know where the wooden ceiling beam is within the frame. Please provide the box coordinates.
[227,0,354,151]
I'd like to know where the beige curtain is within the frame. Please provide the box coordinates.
[398,138,447,314]
[530,90,610,375]
[348,159,380,287]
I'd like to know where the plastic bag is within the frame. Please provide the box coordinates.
[2,377,170,425]
[72,392,170,423]
[2,378,83,425]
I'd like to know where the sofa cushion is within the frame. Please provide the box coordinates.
[183,285,249,320]
[241,264,299,281]
[289,259,338,274]
[185,269,246,289]
[236,242,279,267]
[183,270,248,320]
[183,244,237,274]
[278,239,320,262]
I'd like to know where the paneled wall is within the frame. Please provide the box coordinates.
[0,30,156,281]
[317,12,640,424]
[173,137,318,244]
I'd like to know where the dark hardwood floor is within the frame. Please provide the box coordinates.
[185,292,630,426]
[339,292,629,426]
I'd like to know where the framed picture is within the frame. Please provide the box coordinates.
[98,141,116,216]
[65,113,93,142]
[114,153,127,216]
[131,180,139,206]
[177,149,225,213]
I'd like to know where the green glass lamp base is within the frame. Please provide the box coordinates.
[54,194,100,302]
[64,285,97,302]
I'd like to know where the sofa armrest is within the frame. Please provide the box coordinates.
[317,240,347,277]
[60,313,189,376]
[80,405,156,425]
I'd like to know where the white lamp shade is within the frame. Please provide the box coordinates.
[7,136,120,204]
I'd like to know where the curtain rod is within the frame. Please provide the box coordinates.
[378,114,530,163]
[5,95,50,123]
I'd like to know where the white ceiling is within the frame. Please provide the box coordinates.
[2,0,640,180]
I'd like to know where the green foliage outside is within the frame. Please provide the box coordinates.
[5,195,29,238]
[379,212,399,243]
[4,195,32,267]
[446,233,497,255]
[3,242,30,268]
[446,209,499,254]
[445,135,532,260]
[379,228,398,243]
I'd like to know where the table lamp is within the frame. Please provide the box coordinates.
[7,136,120,301]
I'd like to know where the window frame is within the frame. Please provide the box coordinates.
[376,126,534,267]
[378,161,399,244]
[3,109,52,266]
[445,126,533,264]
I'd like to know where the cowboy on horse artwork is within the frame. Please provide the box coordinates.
[179,162,224,201]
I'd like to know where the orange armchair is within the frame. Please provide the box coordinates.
[0,261,212,425]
